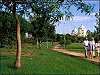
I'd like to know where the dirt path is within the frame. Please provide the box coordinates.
[51,44,100,64]
[0,51,33,57]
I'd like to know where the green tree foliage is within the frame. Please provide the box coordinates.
[55,34,71,47]
[0,12,16,48]
[55,33,85,47]
[31,15,55,48]
[0,12,31,48]
[86,30,94,41]
[94,12,100,42]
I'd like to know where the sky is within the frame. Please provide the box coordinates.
[55,0,100,34]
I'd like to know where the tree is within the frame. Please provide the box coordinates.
[44,23,55,48]
[0,0,32,68]
[94,11,100,42]
[0,12,31,48]
[0,12,16,48]
[31,15,55,48]
[86,30,93,41]
[31,16,45,48]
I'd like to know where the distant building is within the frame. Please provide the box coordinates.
[25,33,28,38]
[71,25,87,37]
[78,25,87,37]
[25,32,32,38]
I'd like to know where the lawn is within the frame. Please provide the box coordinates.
[66,43,85,52]
[0,43,100,75]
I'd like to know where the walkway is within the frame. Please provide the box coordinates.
[51,44,100,64]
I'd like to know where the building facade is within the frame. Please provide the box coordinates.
[71,25,87,37]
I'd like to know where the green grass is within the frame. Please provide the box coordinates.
[0,43,100,75]
[66,43,85,52]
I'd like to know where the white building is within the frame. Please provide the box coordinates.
[25,32,32,38]
[71,25,87,37]
[78,25,87,37]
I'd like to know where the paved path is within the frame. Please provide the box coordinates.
[51,44,100,64]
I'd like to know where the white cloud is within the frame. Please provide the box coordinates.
[73,16,91,21]
[56,15,95,24]
[90,12,96,16]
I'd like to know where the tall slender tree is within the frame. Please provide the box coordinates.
[0,0,32,68]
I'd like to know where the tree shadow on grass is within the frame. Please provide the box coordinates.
[0,56,16,70]
[0,55,17,71]
[7,62,17,70]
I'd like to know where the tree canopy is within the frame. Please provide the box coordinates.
[0,12,31,47]
[0,0,93,20]
[94,11,100,42]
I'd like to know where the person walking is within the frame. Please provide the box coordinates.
[83,38,89,58]
[95,41,100,57]
[91,38,96,57]
[88,38,95,59]
[87,41,92,59]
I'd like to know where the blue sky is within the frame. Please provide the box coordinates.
[55,0,99,34]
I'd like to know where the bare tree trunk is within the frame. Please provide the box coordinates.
[40,40,41,48]
[64,35,66,48]
[46,40,48,48]
[12,2,21,68]
[36,38,39,48]
[51,40,53,46]
[12,1,21,68]
[15,15,21,68]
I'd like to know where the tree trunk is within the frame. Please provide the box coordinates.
[64,35,66,48]
[12,2,22,68]
[36,38,39,48]
[12,2,21,68]
[46,40,49,48]
[40,40,41,48]
[15,15,21,68]
[51,40,53,46]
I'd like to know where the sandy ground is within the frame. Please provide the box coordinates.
[51,44,100,64]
